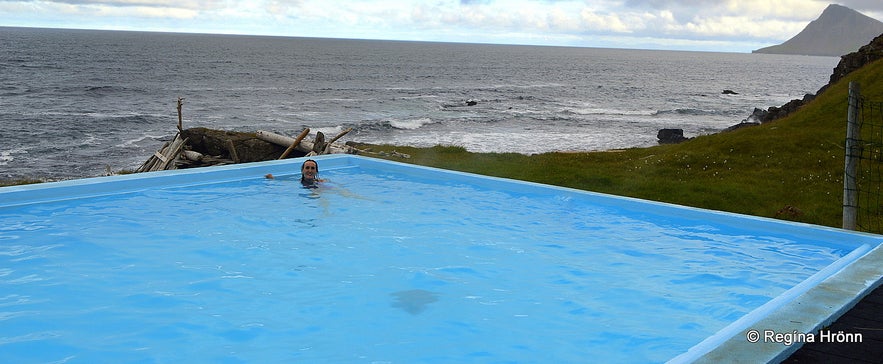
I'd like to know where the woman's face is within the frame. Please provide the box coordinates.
[302,161,318,180]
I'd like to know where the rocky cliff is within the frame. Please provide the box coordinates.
[749,32,883,125]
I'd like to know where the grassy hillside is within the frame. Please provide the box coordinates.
[360,58,883,233]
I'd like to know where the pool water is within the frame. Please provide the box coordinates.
[0,155,879,363]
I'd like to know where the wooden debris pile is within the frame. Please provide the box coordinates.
[136,133,188,173]
[137,126,377,173]
[137,98,409,173]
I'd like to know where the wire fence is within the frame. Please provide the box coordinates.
[844,82,883,233]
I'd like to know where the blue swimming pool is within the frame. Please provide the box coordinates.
[1,155,881,363]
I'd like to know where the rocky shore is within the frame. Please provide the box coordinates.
[745,33,883,123]
[660,32,883,144]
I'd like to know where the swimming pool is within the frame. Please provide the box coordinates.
[1,155,881,363]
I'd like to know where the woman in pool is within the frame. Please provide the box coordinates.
[298,159,324,187]
[265,159,325,187]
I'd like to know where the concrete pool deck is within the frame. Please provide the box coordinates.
[693,244,883,363]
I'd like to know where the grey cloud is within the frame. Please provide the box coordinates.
[836,0,883,12]
[623,0,726,8]
[26,0,223,10]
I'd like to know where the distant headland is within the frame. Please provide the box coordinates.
[753,4,883,57]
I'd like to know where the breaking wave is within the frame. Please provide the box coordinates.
[654,108,729,116]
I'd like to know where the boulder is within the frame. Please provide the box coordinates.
[657,128,690,144]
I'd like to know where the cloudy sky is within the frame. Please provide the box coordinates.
[2,0,882,52]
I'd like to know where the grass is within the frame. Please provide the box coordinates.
[0,178,50,187]
[356,58,883,233]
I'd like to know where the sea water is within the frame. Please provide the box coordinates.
[0,159,864,363]
[0,27,839,179]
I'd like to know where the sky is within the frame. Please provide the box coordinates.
[2,0,883,53]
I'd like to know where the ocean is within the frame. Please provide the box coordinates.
[1,27,840,180]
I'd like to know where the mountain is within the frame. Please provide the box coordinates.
[753,4,883,57]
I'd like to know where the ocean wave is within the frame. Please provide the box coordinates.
[653,108,726,116]
[562,107,655,116]
[311,125,352,138]
[84,112,161,124]
[84,85,148,96]
[441,101,480,109]
[6,58,64,69]
[357,118,439,132]
[114,134,168,148]
[389,118,434,130]
[0,148,27,166]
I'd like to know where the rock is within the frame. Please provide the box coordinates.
[657,128,690,144]
[819,32,883,94]
[466,100,478,106]
[722,122,760,132]
[745,107,768,122]
[759,93,816,123]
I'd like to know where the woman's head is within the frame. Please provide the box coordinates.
[301,159,319,182]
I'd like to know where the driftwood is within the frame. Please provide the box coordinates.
[256,130,354,155]
[136,108,398,174]
[279,128,310,160]
[328,127,353,145]
[312,131,327,154]
[137,128,364,173]
[226,139,240,163]
[181,150,203,161]
[137,133,188,172]
[136,97,371,173]
[176,97,185,133]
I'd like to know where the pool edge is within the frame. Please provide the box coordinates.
[690,244,883,363]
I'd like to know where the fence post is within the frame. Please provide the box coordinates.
[843,82,861,230]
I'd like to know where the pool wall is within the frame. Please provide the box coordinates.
[3,154,882,363]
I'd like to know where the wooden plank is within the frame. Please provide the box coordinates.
[227,139,240,163]
[155,135,187,171]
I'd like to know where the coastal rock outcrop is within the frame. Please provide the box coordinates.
[657,128,690,144]
[736,31,883,127]
[820,32,883,94]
